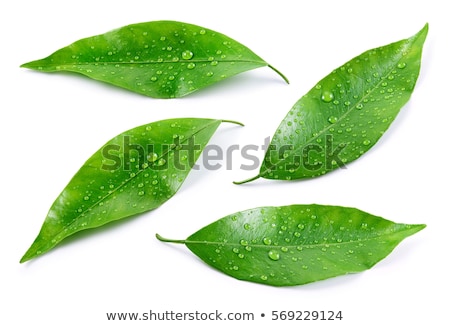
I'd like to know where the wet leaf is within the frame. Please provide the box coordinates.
[235,24,428,184]
[157,204,425,286]
[21,118,243,263]
[21,20,288,98]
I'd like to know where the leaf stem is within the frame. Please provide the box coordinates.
[233,175,261,185]
[221,119,245,127]
[155,233,186,244]
[268,65,289,84]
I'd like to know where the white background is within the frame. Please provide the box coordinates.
[1,0,449,325]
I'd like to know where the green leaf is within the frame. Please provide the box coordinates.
[21,118,243,263]
[20,20,288,98]
[235,24,428,184]
[157,204,425,286]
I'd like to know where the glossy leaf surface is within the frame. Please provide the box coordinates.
[21,118,242,263]
[157,204,425,286]
[236,24,428,184]
[21,20,288,98]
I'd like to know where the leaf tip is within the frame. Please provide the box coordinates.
[19,251,33,264]
[415,223,427,232]
[20,59,42,70]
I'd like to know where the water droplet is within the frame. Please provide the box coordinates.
[210,60,218,66]
[263,237,272,245]
[240,239,248,246]
[397,62,407,69]
[244,223,251,230]
[187,62,196,69]
[321,90,334,103]
[157,158,166,166]
[356,103,364,110]
[328,116,338,124]
[199,29,206,35]
[268,250,280,261]
[160,36,166,41]
[260,275,268,281]
[206,71,214,77]
[138,191,145,196]
[182,50,193,60]
[147,152,158,162]
[83,196,89,201]
[363,139,371,146]
[281,247,288,253]
[232,248,239,254]
[152,180,158,185]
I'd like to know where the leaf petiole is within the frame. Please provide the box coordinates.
[233,175,261,185]
[155,234,186,244]
[268,65,290,84]
[221,120,245,127]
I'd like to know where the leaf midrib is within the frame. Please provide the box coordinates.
[25,58,267,68]
[184,228,409,249]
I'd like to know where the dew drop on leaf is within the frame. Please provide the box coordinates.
[147,152,159,162]
[328,116,338,124]
[182,50,194,60]
[268,250,280,261]
[321,90,334,103]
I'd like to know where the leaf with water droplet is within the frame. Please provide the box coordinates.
[20,20,288,98]
[235,24,428,184]
[20,118,243,263]
[157,204,425,286]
